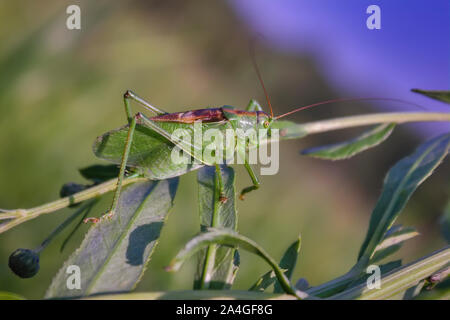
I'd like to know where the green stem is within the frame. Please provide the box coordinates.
[0,176,146,234]
[300,112,450,135]
[331,246,450,300]
[34,199,98,253]
[199,166,222,289]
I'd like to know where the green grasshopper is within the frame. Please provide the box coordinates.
[85,63,414,223]
[86,89,278,223]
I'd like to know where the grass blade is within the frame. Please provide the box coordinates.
[45,179,178,298]
[301,123,395,160]
[195,165,237,290]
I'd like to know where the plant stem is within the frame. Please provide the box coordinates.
[34,199,98,254]
[331,246,450,300]
[199,166,222,289]
[299,112,450,135]
[0,176,146,234]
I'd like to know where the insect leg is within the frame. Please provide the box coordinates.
[246,99,263,111]
[239,162,260,200]
[84,113,138,223]
[124,90,166,121]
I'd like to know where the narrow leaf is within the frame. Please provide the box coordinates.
[249,270,278,292]
[274,236,301,293]
[351,260,402,287]
[166,228,310,299]
[60,199,99,252]
[195,165,237,290]
[334,246,450,300]
[45,179,178,298]
[412,89,450,104]
[357,133,450,266]
[301,123,395,160]
[370,225,419,263]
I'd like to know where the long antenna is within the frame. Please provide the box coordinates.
[275,97,427,120]
[249,41,274,118]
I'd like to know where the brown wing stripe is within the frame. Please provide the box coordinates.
[150,108,226,123]
[149,108,267,124]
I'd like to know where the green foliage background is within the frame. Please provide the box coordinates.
[0,0,448,298]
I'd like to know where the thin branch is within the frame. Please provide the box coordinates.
[299,112,450,135]
[0,176,146,234]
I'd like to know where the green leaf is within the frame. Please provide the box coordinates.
[370,225,419,264]
[274,236,301,293]
[333,246,450,300]
[357,133,450,267]
[412,89,450,104]
[79,164,120,183]
[249,270,278,292]
[45,179,178,298]
[195,165,237,290]
[301,123,395,160]
[166,228,311,299]
[351,260,402,287]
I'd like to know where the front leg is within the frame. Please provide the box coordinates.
[84,113,138,223]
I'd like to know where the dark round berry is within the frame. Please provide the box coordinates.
[8,248,40,278]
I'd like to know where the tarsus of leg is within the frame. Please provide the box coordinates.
[239,161,260,200]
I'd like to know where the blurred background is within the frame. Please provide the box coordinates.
[0,0,448,299]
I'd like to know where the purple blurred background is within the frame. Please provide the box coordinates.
[228,0,450,135]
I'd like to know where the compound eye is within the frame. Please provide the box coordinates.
[263,120,270,128]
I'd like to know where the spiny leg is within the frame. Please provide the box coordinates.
[215,164,228,204]
[84,114,138,223]
[239,161,260,200]
[246,99,263,111]
[123,90,166,122]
